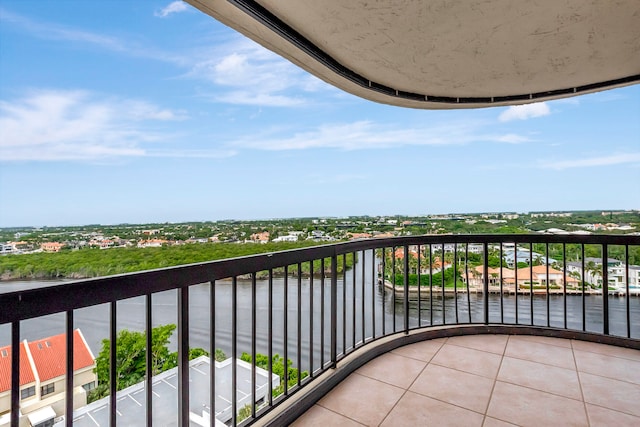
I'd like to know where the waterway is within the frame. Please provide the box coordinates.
[2,253,639,374]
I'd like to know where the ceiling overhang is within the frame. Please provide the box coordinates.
[186,0,640,109]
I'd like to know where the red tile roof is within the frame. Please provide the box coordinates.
[28,330,94,382]
[0,343,36,393]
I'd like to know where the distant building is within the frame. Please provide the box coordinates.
[0,330,96,427]
[40,242,65,253]
[249,231,270,243]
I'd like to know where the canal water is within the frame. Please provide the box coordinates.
[2,254,639,374]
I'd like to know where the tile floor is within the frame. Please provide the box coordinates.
[290,334,640,426]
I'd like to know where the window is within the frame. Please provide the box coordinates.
[21,386,35,399]
[0,349,7,357]
[82,381,96,392]
[41,383,55,396]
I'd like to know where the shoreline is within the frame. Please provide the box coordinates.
[382,280,640,297]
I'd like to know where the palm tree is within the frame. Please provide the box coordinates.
[585,261,603,288]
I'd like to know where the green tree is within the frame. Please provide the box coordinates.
[89,324,209,403]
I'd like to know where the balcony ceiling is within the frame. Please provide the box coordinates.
[187,0,640,109]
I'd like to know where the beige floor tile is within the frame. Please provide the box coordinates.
[497,356,582,400]
[290,405,365,427]
[447,334,508,355]
[586,403,640,427]
[486,381,588,427]
[504,336,575,369]
[317,373,404,426]
[508,334,572,348]
[391,337,446,362]
[579,372,640,417]
[571,340,640,362]
[431,343,503,379]
[482,417,518,427]
[410,363,494,413]
[379,391,484,427]
[356,352,426,389]
[574,349,640,385]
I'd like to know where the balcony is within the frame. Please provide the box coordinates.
[1,233,639,426]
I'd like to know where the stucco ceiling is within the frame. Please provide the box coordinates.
[186,0,640,109]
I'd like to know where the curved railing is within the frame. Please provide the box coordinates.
[1,234,639,426]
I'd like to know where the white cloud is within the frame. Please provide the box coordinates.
[0,90,189,161]
[498,102,550,122]
[540,153,640,170]
[187,38,330,107]
[494,134,532,144]
[230,120,517,151]
[155,1,188,18]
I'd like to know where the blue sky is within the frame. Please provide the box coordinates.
[0,1,638,227]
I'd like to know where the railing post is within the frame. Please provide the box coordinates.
[178,286,189,427]
[109,301,117,427]
[483,242,489,324]
[403,245,409,334]
[602,244,609,335]
[330,254,338,368]
[65,310,74,427]
[11,321,19,427]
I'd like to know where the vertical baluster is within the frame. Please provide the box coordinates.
[268,270,273,407]
[252,273,257,418]
[210,280,216,426]
[382,247,386,336]
[230,278,237,425]
[11,321,19,427]
[352,253,356,350]
[441,243,445,325]
[65,310,74,427]
[297,263,302,387]
[417,245,422,327]
[361,250,365,343]
[499,243,504,324]
[146,294,152,427]
[454,243,458,324]
[546,243,550,328]
[465,244,471,323]
[392,247,397,332]
[330,255,338,368]
[320,259,325,369]
[602,244,609,335]
[283,267,289,395]
[529,242,534,326]
[110,301,117,427]
[625,245,630,338]
[514,246,519,324]
[178,286,189,427]
[562,244,567,330]
[403,245,409,334]
[483,242,489,325]
[309,261,314,377]
[581,245,586,332]
[342,256,347,355]
[371,249,376,340]
[429,244,433,326]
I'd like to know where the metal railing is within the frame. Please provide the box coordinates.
[1,234,639,426]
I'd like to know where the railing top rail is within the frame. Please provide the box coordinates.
[1,233,638,323]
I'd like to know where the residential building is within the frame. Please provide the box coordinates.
[40,243,64,253]
[0,330,96,427]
